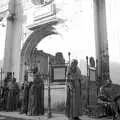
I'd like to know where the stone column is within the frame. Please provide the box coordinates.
[3,0,15,73]
[93,0,110,84]
[3,0,23,81]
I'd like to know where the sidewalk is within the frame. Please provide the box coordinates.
[0,111,112,120]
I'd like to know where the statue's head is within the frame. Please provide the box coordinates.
[7,72,12,79]
[70,59,78,73]
[71,59,78,66]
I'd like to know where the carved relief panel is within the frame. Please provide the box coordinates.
[23,0,55,28]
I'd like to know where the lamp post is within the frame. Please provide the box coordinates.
[31,48,38,73]
[68,52,71,66]
[96,59,99,96]
[33,48,37,65]
[0,68,4,87]
[65,52,71,110]
[24,62,29,81]
[86,56,89,107]
[86,56,89,78]
[48,56,52,118]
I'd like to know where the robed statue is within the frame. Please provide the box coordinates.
[66,59,82,120]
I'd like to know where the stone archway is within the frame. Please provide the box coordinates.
[20,21,58,82]
[3,0,110,84]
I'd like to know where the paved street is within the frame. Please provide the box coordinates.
[0,112,113,120]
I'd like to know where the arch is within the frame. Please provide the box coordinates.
[19,21,58,82]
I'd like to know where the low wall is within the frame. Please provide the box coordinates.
[44,85,66,109]
[44,81,88,111]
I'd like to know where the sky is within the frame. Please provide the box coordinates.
[0,0,120,70]
[37,0,96,61]
[36,0,120,63]
[106,0,120,63]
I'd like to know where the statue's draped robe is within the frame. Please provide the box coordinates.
[7,81,19,111]
[3,86,9,110]
[39,79,44,115]
[28,80,42,116]
[19,85,24,111]
[66,67,82,117]
[21,83,29,114]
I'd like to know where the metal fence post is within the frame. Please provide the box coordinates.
[1,68,2,86]
[86,56,89,107]
[48,57,52,118]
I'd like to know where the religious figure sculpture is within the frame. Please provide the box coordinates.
[28,74,44,116]
[66,59,82,120]
[20,81,29,114]
[7,78,19,111]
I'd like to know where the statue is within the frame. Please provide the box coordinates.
[66,59,82,120]
[28,74,44,115]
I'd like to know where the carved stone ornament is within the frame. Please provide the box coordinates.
[31,0,44,5]
[89,57,95,67]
